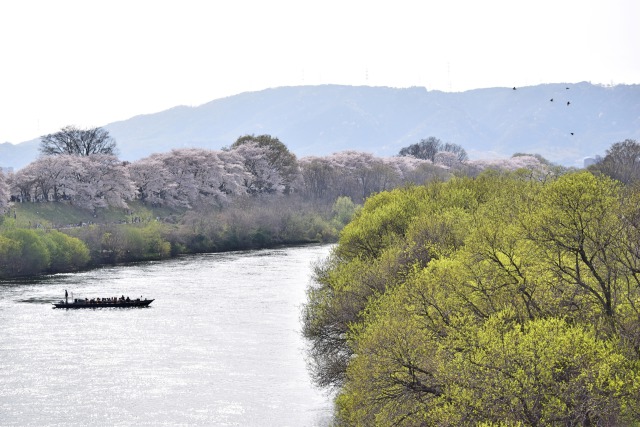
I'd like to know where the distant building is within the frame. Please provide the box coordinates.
[583,155,602,168]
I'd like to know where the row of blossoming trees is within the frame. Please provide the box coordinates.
[0,134,551,213]
[0,128,559,279]
[4,149,440,210]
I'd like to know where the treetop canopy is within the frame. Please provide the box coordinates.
[39,125,117,157]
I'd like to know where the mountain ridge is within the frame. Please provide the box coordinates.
[2,83,639,170]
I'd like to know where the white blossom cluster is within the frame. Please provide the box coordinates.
[0,147,552,211]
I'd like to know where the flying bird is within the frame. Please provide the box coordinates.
[571,132,574,135]
[550,98,553,102]
[567,101,571,106]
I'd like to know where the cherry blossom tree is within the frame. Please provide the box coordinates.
[232,142,288,194]
[10,168,36,202]
[300,152,450,202]
[129,148,249,208]
[469,154,545,172]
[231,135,300,194]
[128,156,175,206]
[324,151,399,202]
[10,155,135,210]
[442,142,468,162]
[11,156,81,202]
[80,155,136,209]
[217,150,250,196]
[434,151,461,169]
[385,155,447,185]
[0,171,9,211]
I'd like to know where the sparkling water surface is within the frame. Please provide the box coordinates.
[0,244,334,426]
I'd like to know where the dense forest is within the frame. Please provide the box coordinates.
[303,139,640,426]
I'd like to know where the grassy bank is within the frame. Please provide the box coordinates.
[6,200,184,229]
[0,196,354,279]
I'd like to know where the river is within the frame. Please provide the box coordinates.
[0,244,334,426]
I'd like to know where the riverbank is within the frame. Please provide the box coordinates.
[0,196,352,279]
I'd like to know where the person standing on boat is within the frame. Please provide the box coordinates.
[64,289,68,304]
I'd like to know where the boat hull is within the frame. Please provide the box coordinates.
[53,299,154,309]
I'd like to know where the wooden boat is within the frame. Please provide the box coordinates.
[53,298,154,309]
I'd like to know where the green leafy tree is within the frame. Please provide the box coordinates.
[0,229,50,276]
[142,224,171,259]
[303,180,483,390]
[305,170,640,425]
[336,284,447,426]
[42,230,90,272]
[0,234,22,277]
[442,313,638,426]
[331,196,358,226]
[521,172,626,326]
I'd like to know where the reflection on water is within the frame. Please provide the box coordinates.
[0,244,334,426]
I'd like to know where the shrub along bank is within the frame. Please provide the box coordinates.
[0,196,357,279]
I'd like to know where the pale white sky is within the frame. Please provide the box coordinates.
[0,0,638,144]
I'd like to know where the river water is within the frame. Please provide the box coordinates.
[0,244,334,426]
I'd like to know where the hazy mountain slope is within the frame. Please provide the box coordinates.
[0,139,40,171]
[105,82,639,166]
[2,83,639,170]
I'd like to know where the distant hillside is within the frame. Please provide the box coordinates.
[2,83,639,170]
[0,139,40,171]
